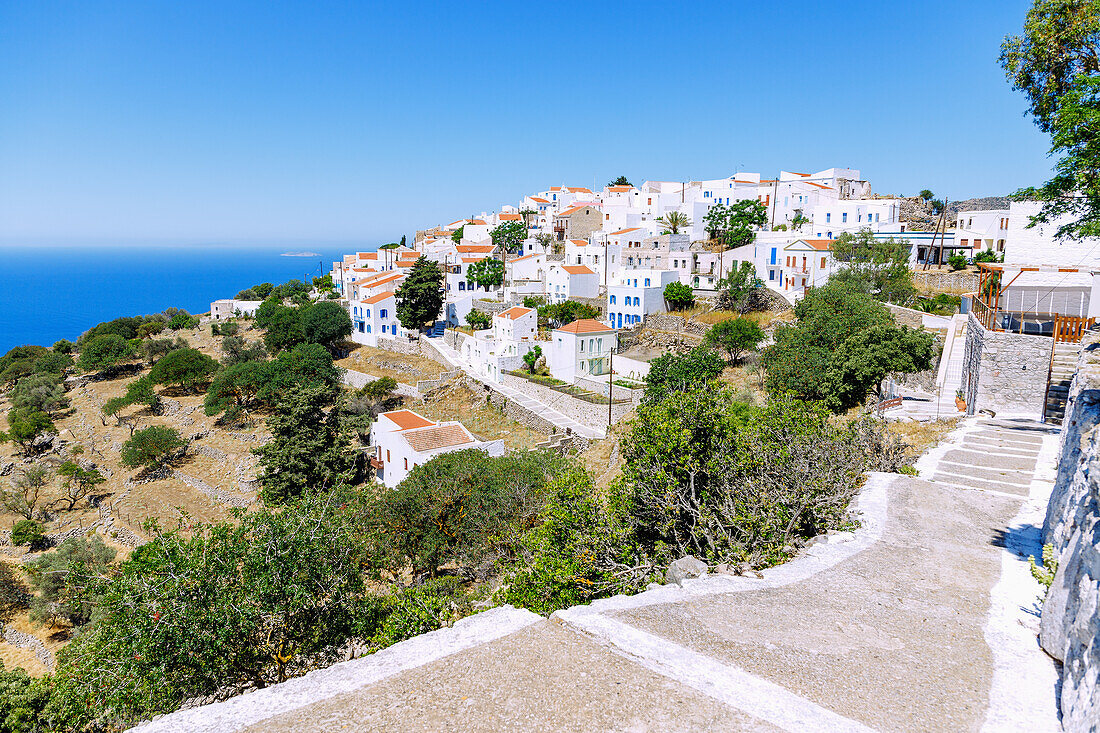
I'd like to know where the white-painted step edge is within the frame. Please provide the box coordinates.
[128,605,542,733]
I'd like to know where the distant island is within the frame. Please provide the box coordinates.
[281,251,321,257]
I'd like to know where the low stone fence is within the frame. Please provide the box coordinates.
[885,303,952,330]
[643,313,709,338]
[415,370,462,394]
[486,390,559,437]
[1039,331,1100,728]
[500,374,633,432]
[341,368,419,398]
[912,269,978,295]
[473,299,511,315]
[576,376,642,404]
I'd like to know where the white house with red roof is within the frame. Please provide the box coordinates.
[369,409,504,488]
[456,306,539,383]
[548,319,618,384]
[349,291,406,347]
[546,262,599,303]
[776,238,838,298]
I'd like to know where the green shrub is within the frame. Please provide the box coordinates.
[368,578,470,652]
[663,281,695,310]
[120,426,186,470]
[11,520,44,548]
[947,253,968,271]
[466,309,492,330]
[373,450,565,577]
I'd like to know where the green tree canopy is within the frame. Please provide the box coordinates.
[76,334,136,375]
[394,258,444,331]
[489,220,526,253]
[663,281,694,310]
[256,342,342,406]
[827,324,934,409]
[829,229,915,305]
[704,317,765,364]
[607,176,632,187]
[25,535,115,627]
[120,426,187,470]
[537,300,600,328]
[643,347,726,404]
[467,257,504,291]
[300,301,353,352]
[253,384,354,504]
[148,348,219,393]
[259,303,305,354]
[10,373,69,417]
[0,409,55,454]
[1001,0,1100,239]
[704,200,768,247]
[466,309,492,330]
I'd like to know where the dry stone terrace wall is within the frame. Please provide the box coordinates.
[1039,332,1100,730]
[912,269,978,295]
[961,312,1052,418]
[499,374,633,431]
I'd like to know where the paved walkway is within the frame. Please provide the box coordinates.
[132,418,1061,733]
[421,337,605,439]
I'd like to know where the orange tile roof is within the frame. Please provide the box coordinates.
[557,205,589,216]
[461,256,489,263]
[496,306,535,320]
[565,187,592,194]
[806,182,832,189]
[457,244,495,253]
[609,227,641,235]
[362,291,395,304]
[569,239,588,247]
[468,219,487,225]
[530,197,550,203]
[557,318,615,334]
[396,261,416,267]
[509,253,540,262]
[403,423,476,453]
[800,239,834,250]
[357,252,377,259]
[608,185,632,192]
[497,213,521,220]
[562,265,595,275]
[793,172,810,177]
[382,410,436,431]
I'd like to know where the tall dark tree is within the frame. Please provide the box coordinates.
[489,220,526,253]
[253,384,354,504]
[394,257,444,331]
[607,176,632,187]
[301,301,352,352]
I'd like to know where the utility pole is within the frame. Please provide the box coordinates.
[607,346,614,428]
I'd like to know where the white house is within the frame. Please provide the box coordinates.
[953,209,1011,258]
[349,291,405,346]
[548,318,618,384]
[210,299,262,320]
[606,269,679,328]
[494,305,537,344]
[369,409,504,488]
[778,239,837,299]
[546,263,599,303]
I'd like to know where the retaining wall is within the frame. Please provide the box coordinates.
[912,269,978,295]
[499,374,633,431]
[961,312,1052,418]
[1039,332,1100,729]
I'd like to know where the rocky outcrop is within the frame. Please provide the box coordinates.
[1039,332,1100,730]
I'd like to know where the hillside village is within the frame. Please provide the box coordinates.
[0,158,1098,730]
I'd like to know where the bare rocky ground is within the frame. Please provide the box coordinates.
[133,417,1062,733]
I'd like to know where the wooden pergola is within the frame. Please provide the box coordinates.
[972,262,1096,342]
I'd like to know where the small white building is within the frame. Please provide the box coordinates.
[494,305,537,344]
[546,263,599,303]
[606,269,680,328]
[548,318,618,384]
[369,409,505,488]
[955,209,1010,257]
[210,299,262,320]
[349,292,404,346]
[778,239,837,299]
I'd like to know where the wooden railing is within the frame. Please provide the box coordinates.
[971,299,1095,343]
[1054,315,1095,343]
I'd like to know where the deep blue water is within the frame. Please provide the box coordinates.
[0,244,367,351]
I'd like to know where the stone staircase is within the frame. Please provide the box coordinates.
[425,321,446,338]
[1043,342,1080,425]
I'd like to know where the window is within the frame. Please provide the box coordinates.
[826,213,831,223]
[580,339,584,352]
[367,324,372,333]
[404,458,408,470]
[769,270,775,281]
[827,232,832,239]
[842,213,847,223]
[770,248,777,265]
[459,282,465,291]
[381,325,387,333]
[821,257,826,268]
[380,308,388,318]
[610,295,616,304]
[960,239,968,247]
[358,322,364,333]
[875,214,880,222]
[644,278,650,286]
[647,198,652,205]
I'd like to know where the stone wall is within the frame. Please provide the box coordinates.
[885,303,926,329]
[912,269,978,295]
[643,313,709,338]
[499,373,632,432]
[1039,332,1100,729]
[961,312,1052,418]
[373,335,421,356]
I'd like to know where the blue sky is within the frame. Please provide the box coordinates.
[0,0,1050,247]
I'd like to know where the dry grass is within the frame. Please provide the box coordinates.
[693,309,737,325]
[887,418,960,461]
[336,344,445,384]
[717,361,767,404]
[414,383,544,451]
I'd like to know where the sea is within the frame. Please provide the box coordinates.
[0,243,371,352]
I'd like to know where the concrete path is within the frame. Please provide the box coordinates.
[422,337,606,439]
[132,419,1061,733]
